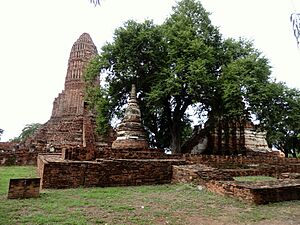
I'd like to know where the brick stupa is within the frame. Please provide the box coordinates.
[112,84,149,150]
[26,33,111,153]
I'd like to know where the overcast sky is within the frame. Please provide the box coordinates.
[0,0,299,141]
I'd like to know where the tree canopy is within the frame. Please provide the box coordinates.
[255,82,300,157]
[85,0,299,156]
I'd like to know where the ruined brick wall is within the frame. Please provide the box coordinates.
[172,164,234,185]
[0,152,38,166]
[185,154,300,166]
[95,147,176,159]
[38,154,185,189]
[172,163,300,204]
[0,142,16,152]
[62,146,178,161]
[222,164,300,178]
[183,155,300,178]
[182,120,271,155]
[7,178,40,199]
[205,180,300,204]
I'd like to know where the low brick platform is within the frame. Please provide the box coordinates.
[172,164,233,185]
[8,178,41,199]
[206,179,300,204]
[37,154,185,189]
[172,164,300,204]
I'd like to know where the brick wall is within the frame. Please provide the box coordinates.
[223,164,300,178]
[38,154,186,189]
[205,180,300,204]
[184,154,300,166]
[0,152,38,166]
[95,148,179,159]
[7,178,41,199]
[172,162,300,204]
[172,164,234,185]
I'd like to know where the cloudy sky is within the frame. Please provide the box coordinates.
[0,0,299,141]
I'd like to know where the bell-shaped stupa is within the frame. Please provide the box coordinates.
[112,84,149,150]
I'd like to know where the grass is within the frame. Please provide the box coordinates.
[234,176,277,182]
[0,166,299,225]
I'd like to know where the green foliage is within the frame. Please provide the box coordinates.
[84,56,111,136]
[0,128,3,141]
[254,82,300,157]
[10,123,42,143]
[84,0,274,153]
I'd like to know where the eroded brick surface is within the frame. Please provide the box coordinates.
[112,84,148,150]
[38,154,185,189]
[172,155,300,204]
[23,33,113,155]
[206,180,300,204]
[7,178,40,199]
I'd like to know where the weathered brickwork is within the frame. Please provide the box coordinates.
[0,152,38,166]
[172,164,234,185]
[37,154,185,189]
[182,120,271,155]
[7,178,41,199]
[184,154,300,166]
[112,84,149,150]
[95,147,176,159]
[23,33,112,154]
[205,180,300,205]
[172,163,300,183]
[172,155,300,204]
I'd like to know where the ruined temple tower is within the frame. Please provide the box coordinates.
[52,33,97,117]
[27,33,106,151]
[112,84,149,150]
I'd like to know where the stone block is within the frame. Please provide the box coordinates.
[7,178,41,199]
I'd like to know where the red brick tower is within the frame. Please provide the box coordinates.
[26,33,109,153]
[52,33,98,117]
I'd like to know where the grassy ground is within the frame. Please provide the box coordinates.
[0,166,299,225]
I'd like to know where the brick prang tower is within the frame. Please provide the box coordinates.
[52,33,98,117]
[26,33,109,152]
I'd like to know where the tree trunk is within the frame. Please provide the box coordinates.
[170,127,181,154]
[283,147,289,158]
[291,150,297,158]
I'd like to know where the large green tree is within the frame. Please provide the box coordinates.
[202,38,271,154]
[85,0,272,154]
[254,82,300,157]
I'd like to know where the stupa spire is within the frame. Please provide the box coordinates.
[112,84,149,150]
[130,84,137,101]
